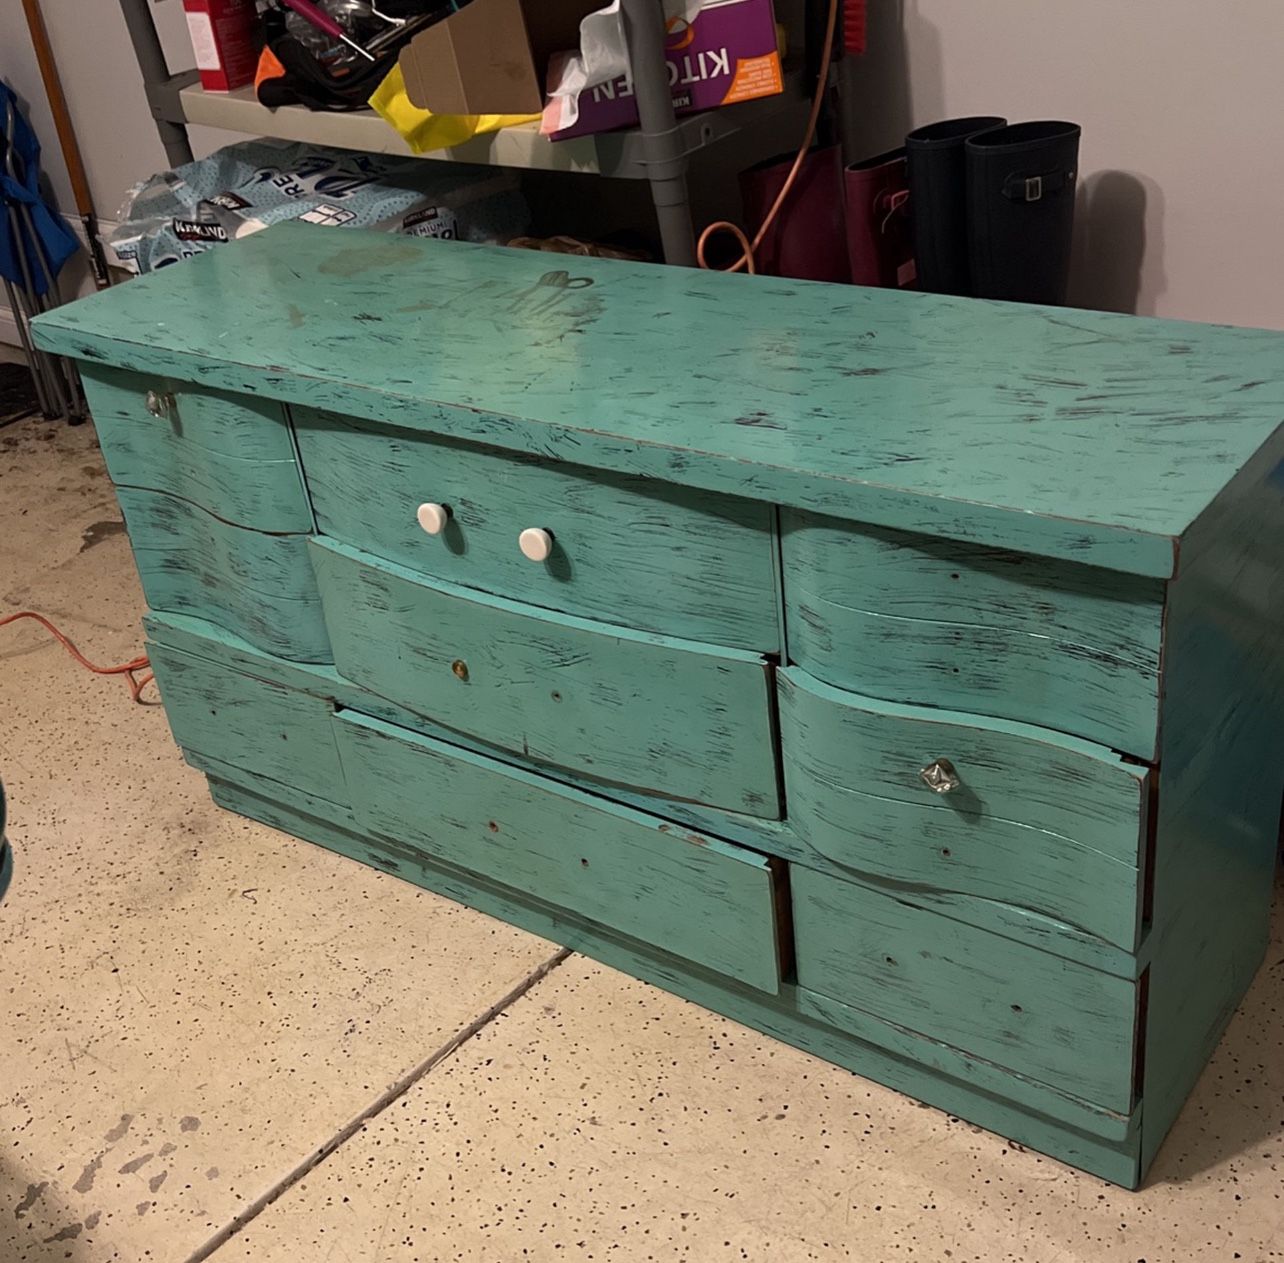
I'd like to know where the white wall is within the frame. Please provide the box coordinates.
[844,0,1284,328]
[1,0,221,331]
[1,0,223,216]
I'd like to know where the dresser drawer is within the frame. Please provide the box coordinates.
[782,510,1164,759]
[792,868,1141,1112]
[81,364,311,532]
[148,642,345,802]
[779,668,1150,952]
[120,488,332,662]
[334,709,787,993]
[292,407,779,651]
[309,538,780,818]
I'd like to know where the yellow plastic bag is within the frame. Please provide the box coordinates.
[369,65,540,154]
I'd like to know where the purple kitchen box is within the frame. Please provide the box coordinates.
[542,0,783,141]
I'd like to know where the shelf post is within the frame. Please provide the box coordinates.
[619,0,696,266]
[119,0,196,168]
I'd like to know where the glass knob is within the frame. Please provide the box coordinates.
[919,758,961,794]
[145,389,174,417]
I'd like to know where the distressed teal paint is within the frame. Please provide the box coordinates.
[779,669,1147,951]
[783,508,1164,757]
[293,406,779,651]
[334,709,786,993]
[206,767,1142,1187]
[118,488,331,663]
[142,607,793,850]
[148,642,345,799]
[38,223,1284,1190]
[791,867,1140,1114]
[795,988,1132,1142]
[80,365,311,532]
[1138,426,1284,1170]
[31,223,1284,579]
[310,538,780,818]
[141,608,1145,978]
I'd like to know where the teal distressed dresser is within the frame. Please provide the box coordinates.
[32,224,1284,1188]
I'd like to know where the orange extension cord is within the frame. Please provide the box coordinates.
[0,611,153,704]
[696,0,840,274]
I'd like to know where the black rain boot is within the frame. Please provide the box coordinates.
[966,121,1082,305]
[905,116,1006,295]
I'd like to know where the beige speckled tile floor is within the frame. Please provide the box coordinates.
[2,410,1282,1263]
[0,416,559,1260]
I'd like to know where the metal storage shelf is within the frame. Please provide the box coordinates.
[179,81,807,181]
[118,0,809,264]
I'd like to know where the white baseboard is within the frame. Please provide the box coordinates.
[0,218,120,347]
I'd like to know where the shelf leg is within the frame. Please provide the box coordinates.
[620,0,696,267]
[119,0,195,168]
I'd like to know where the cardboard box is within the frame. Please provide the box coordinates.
[183,0,259,94]
[399,0,600,117]
[545,0,783,142]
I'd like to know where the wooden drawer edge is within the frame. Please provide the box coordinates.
[334,708,788,994]
[797,987,1137,1143]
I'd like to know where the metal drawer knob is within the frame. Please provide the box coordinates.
[518,527,553,562]
[145,389,175,417]
[919,758,961,794]
[416,502,450,536]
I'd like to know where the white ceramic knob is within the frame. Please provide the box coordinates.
[416,502,449,535]
[518,527,553,562]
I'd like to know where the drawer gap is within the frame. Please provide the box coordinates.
[1140,770,1160,929]
[1133,966,1151,1104]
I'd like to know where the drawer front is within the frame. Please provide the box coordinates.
[310,538,780,817]
[81,364,311,532]
[779,668,1148,951]
[782,510,1164,759]
[293,407,779,651]
[148,642,345,802]
[792,867,1140,1112]
[120,488,332,662]
[334,709,786,992]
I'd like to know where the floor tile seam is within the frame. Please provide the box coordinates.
[183,946,572,1263]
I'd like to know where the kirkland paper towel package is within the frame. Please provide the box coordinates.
[109,140,529,274]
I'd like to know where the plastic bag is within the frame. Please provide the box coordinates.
[368,64,539,156]
[109,139,529,273]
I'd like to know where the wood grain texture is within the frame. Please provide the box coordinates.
[141,607,1142,975]
[148,641,345,800]
[779,669,1147,951]
[334,709,785,993]
[795,988,1132,1142]
[34,222,1284,578]
[80,363,312,532]
[1139,425,1284,1170]
[205,768,1142,1186]
[118,488,332,662]
[792,867,1140,1112]
[309,538,780,817]
[293,405,779,650]
[784,512,1162,759]
[783,507,1163,757]
[143,608,799,858]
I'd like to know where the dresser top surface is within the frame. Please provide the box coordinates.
[35,223,1284,577]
